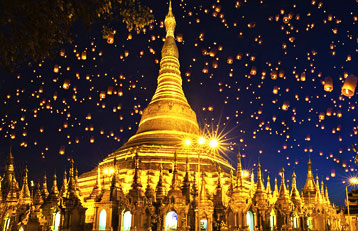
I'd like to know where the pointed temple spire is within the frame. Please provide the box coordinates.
[125,0,199,147]
[273,177,279,199]
[315,175,321,202]
[290,172,301,203]
[266,174,272,197]
[182,155,191,203]
[200,173,207,200]
[155,163,165,201]
[19,166,31,205]
[42,173,49,199]
[34,182,43,206]
[325,185,330,204]
[303,154,316,196]
[131,151,142,189]
[60,170,68,197]
[171,151,180,190]
[278,168,288,197]
[256,161,265,193]
[236,151,243,187]
[145,171,154,200]
[68,158,77,196]
[51,173,59,195]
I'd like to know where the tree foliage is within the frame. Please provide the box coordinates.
[0,0,153,71]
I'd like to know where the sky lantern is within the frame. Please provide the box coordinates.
[319,112,325,120]
[271,71,277,80]
[273,86,279,94]
[107,32,115,44]
[279,70,285,78]
[282,101,289,111]
[323,76,333,92]
[81,51,87,60]
[326,107,332,116]
[341,74,357,97]
[63,80,70,90]
[60,49,65,57]
[300,72,306,81]
[59,146,65,155]
[250,66,257,75]
[53,65,59,73]
[100,91,106,99]
[331,169,335,177]
[227,57,233,64]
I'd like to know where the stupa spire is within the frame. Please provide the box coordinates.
[164,0,176,38]
[256,161,265,193]
[237,151,243,187]
[266,174,272,196]
[125,0,199,147]
[303,154,316,195]
[19,166,31,205]
[290,172,301,203]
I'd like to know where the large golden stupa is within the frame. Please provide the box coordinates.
[78,0,233,218]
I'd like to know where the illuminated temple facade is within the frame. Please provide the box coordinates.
[0,2,347,231]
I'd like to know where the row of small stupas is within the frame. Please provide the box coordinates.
[0,1,347,231]
[0,151,345,231]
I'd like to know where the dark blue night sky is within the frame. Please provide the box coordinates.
[1,0,358,206]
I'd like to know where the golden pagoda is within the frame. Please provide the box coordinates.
[0,2,345,231]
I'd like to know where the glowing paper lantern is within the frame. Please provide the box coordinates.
[63,80,70,90]
[273,86,279,94]
[250,66,257,75]
[107,33,114,44]
[282,101,289,111]
[53,65,59,73]
[341,74,357,97]
[324,76,333,92]
[81,51,87,60]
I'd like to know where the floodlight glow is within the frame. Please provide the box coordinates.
[184,139,191,146]
[349,177,358,185]
[198,137,206,145]
[209,139,218,148]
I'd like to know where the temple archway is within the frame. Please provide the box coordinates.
[246,211,254,231]
[122,211,132,231]
[3,214,10,231]
[165,211,178,230]
[270,209,276,231]
[54,211,61,231]
[99,209,107,230]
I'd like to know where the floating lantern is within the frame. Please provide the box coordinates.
[53,65,59,73]
[271,71,278,80]
[282,101,289,111]
[227,57,233,64]
[331,170,336,178]
[59,146,65,155]
[341,74,357,97]
[319,113,325,120]
[60,49,65,57]
[326,108,332,116]
[324,76,333,92]
[81,51,87,60]
[100,91,106,99]
[250,66,257,75]
[279,70,285,78]
[107,33,115,44]
[63,80,70,90]
[300,72,306,81]
[273,86,279,94]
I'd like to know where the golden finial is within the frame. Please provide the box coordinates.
[164,0,176,38]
